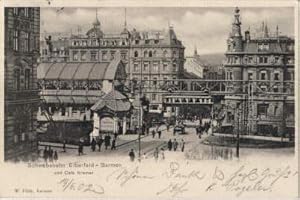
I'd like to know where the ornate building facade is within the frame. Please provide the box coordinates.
[4,7,40,160]
[223,7,295,137]
[40,12,185,114]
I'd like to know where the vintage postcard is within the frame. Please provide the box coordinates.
[0,0,298,199]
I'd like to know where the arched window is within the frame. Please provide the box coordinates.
[144,50,148,57]
[149,51,152,57]
[134,51,138,57]
[153,50,157,57]
[260,70,267,80]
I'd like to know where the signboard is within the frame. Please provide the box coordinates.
[100,117,114,132]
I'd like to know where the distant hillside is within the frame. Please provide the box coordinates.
[198,53,226,66]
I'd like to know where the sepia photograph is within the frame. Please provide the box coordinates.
[1,0,298,199]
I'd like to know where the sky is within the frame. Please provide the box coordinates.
[40,7,295,56]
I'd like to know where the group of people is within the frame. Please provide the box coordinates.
[128,147,166,162]
[196,120,211,138]
[41,146,58,162]
[83,133,119,155]
[78,133,119,156]
[167,138,185,152]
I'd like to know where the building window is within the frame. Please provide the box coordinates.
[13,8,18,16]
[102,51,108,61]
[154,40,159,44]
[287,44,294,51]
[163,50,167,57]
[143,76,148,85]
[153,77,157,85]
[172,51,176,57]
[24,32,29,52]
[21,132,26,141]
[172,63,177,72]
[149,51,152,57]
[153,50,157,57]
[153,62,158,72]
[111,51,115,60]
[143,62,149,71]
[91,51,97,61]
[145,40,150,44]
[287,57,294,64]
[257,104,268,116]
[134,51,138,57]
[24,8,29,17]
[25,69,30,90]
[274,72,280,81]
[152,94,157,101]
[135,40,139,44]
[273,86,279,93]
[73,51,78,61]
[13,30,19,51]
[248,72,253,80]
[144,51,148,57]
[81,51,86,61]
[260,71,267,80]
[227,71,233,80]
[14,68,21,90]
[163,63,168,71]
[134,63,139,72]
[286,72,294,80]
[258,43,269,51]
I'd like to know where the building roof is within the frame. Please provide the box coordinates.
[38,58,125,80]
[90,90,131,112]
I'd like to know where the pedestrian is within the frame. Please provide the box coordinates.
[78,142,83,156]
[111,138,116,150]
[180,139,185,152]
[173,139,178,151]
[91,138,96,152]
[153,148,159,161]
[104,134,111,150]
[129,149,135,162]
[142,153,147,160]
[48,146,53,162]
[160,148,165,160]
[62,140,66,152]
[152,130,156,138]
[43,146,48,162]
[97,135,104,152]
[167,123,170,132]
[114,132,119,140]
[146,126,150,135]
[158,131,162,139]
[53,151,58,162]
[167,139,173,151]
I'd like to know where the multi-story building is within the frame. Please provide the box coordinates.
[4,7,40,161]
[40,12,185,114]
[223,7,294,137]
[184,49,205,79]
